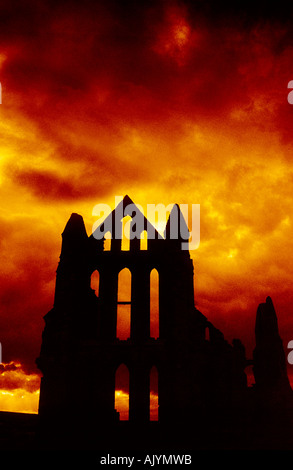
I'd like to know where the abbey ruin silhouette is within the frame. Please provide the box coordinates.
[36,196,293,449]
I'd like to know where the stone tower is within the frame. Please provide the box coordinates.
[253,296,291,390]
[36,196,247,448]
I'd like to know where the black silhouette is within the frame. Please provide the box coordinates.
[35,196,293,450]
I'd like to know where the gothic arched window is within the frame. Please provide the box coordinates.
[117,268,131,339]
[150,269,159,338]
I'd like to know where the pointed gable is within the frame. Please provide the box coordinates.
[164,204,190,241]
[90,195,163,245]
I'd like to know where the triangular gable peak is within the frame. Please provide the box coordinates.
[90,195,191,252]
[90,195,164,252]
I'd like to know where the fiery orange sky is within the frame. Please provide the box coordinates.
[1,0,293,413]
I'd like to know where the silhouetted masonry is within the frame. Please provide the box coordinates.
[36,196,293,450]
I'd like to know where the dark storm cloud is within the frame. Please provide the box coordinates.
[0,0,292,144]
[0,214,59,371]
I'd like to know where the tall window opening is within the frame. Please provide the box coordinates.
[115,364,129,420]
[150,269,159,338]
[205,326,210,341]
[150,366,159,421]
[140,230,148,250]
[103,231,111,251]
[121,216,131,251]
[117,268,131,339]
[90,270,100,296]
